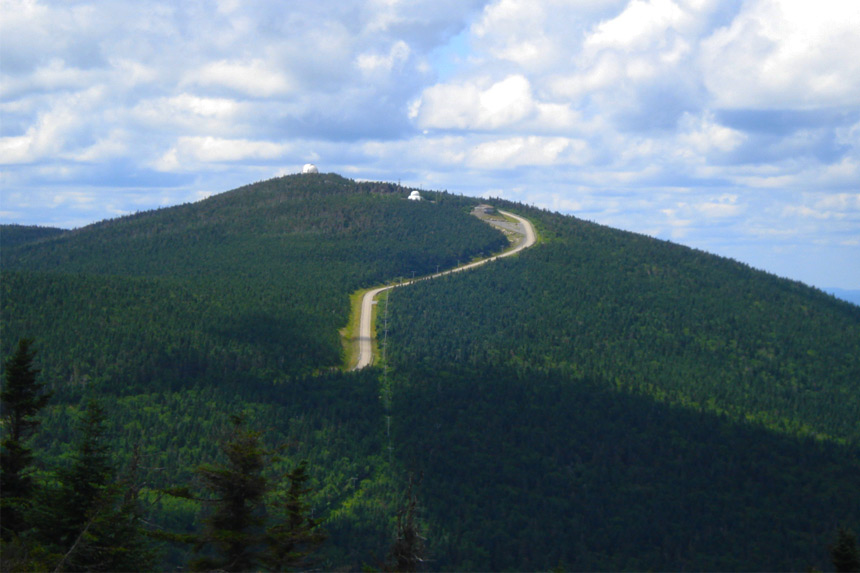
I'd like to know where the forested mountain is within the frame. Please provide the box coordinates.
[1,174,858,571]
[0,225,67,248]
[385,204,860,570]
[1,174,508,569]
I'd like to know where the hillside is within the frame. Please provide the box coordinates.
[2,176,859,571]
[0,173,509,568]
[384,202,860,570]
[2,174,508,386]
[0,225,67,248]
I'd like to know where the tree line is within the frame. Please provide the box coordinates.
[1,339,329,571]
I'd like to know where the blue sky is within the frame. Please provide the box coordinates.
[2,0,859,290]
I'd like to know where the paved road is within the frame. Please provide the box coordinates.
[352,210,537,370]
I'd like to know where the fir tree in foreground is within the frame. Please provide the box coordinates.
[386,475,427,573]
[832,527,860,573]
[0,338,51,541]
[165,415,326,572]
[45,399,154,572]
[1,341,154,572]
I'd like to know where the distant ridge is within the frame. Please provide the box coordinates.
[2,174,858,572]
[825,287,860,306]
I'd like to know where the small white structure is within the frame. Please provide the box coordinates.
[301,163,319,174]
[408,190,422,201]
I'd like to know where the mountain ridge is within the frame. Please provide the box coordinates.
[2,173,858,571]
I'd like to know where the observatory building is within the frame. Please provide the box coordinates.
[408,190,422,201]
[301,163,319,174]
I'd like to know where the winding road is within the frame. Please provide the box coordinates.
[352,209,537,370]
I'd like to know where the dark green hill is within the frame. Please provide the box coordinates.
[384,201,860,571]
[1,174,508,568]
[2,173,508,385]
[2,178,858,571]
[389,205,860,444]
[0,224,67,248]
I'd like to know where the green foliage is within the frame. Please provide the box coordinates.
[388,204,860,444]
[263,461,327,571]
[1,339,51,540]
[0,225,66,248]
[384,201,860,569]
[385,475,426,573]
[1,175,506,386]
[389,363,860,571]
[4,177,859,570]
[50,399,115,549]
[831,527,860,573]
[1,390,155,572]
[165,417,326,572]
[1,175,504,569]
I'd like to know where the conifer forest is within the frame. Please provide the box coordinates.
[2,174,859,571]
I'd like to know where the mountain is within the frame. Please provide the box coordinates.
[385,204,860,570]
[825,287,860,306]
[0,224,67,248]
[2,174,858,571]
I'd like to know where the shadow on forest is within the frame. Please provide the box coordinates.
[393,363,860,572]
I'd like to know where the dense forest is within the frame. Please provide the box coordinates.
[1,174,507,569]
[2,174,859,570]
[384,202,860,570]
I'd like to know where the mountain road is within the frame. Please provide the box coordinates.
[352,209,537,370]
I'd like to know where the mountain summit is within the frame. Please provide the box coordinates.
[2,174,858,571]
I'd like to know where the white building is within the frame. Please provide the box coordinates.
[302,163,319,174]
[408,190,422,201]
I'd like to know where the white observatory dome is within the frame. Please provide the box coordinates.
[301,163,319,174]
[408,190,422,201]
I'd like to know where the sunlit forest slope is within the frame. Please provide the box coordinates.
[1,177,858,571]
[384,201,860,571]
[0,174,508,568]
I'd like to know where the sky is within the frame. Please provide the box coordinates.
[2,0,859,290]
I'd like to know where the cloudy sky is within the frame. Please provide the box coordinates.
[2,0,859,290]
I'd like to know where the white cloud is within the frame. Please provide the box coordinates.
[1,0,859,288]
[585,0,688,52]
[356,40,411,76]
[472,0,555,66]
[468,136,584,168]
[678,112,746,155]
[184,59,293,97]
[701,0,860,108]
[155,137,293,170]
[413,75,549,130]
[71,130,129,162]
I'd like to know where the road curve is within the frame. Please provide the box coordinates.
[352,209,537,370]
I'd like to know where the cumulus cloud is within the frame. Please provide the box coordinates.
[184,60,294,97]
[701,0,860,109]
[154,137,294,171]
[412,75,535,130]
[1,0,858,288]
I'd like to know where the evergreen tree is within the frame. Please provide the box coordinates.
[1,338,52,540]
[386,475,426,573]
[263,461,326,571]
[167,415,325,572]
[832,527,860,573]
[49,399,154,572]
[189,415,268,572]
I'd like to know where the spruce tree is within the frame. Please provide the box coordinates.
[832,527,860,573]
[49,399,154,572]
[386,475,427,573]
[263,461,327,571]
[1,338,52,541]
[167,415,325,572]
[189,415,269,572]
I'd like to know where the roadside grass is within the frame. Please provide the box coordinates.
[370,290,390,367]
[342,207,537,370]
[340,287,368,370]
